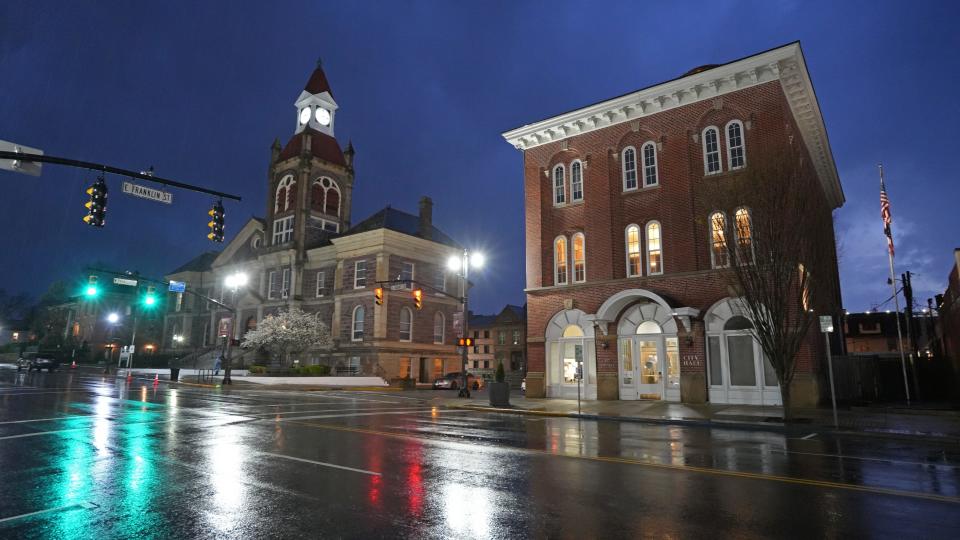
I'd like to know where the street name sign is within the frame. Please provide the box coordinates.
[122,181,173,204]
[113,277,138,287]
[168,280,186,293]
[819,315,834,333]
[0,140,43,176]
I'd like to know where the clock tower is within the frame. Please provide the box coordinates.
[294,59,338,137]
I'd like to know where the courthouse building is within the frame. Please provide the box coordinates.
[162,63,464,381]
[502,43,844,406]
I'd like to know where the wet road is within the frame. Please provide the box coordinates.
[1,367,959,539]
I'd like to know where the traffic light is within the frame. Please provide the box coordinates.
[207,200,225,242]
[374,287,383,306]
[457,337,474,347]
[84,275,99,298]
[143,285,157,307]
[83,174,108,227]
[413,288,423,310]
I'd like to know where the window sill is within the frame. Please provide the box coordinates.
[623,185,661,195]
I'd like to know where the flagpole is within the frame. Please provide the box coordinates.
[880,163,911,405]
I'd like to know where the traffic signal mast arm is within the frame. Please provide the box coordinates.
[84,266,236,314]
[374,279,463,302]
[0,151,242,202]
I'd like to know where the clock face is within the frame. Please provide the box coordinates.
[315,107,331,126]
[299,108,311,125]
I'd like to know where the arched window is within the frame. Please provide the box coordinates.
[562,324,584,338]
[433,312,445,344]
[625,225,641,277]
[351,305,365,341]
[311,182,324,212]
[734,207,754,264]
[726,120,745,170]
[554,236,568,285]
[710,212,729,268]
[311,177,341,217]
[646,221,662,275]
[399,307,413,342]
[724,316,753,331]
[572,232,586,283]
[702,127,721,175]
[622,147,638,190]
[275,175,295,212]
[636,321,662,334]
[570,160,583,201]
[641,142,658,187]
[553,164,566,205]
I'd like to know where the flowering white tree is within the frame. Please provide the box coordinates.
[241,307,332,365]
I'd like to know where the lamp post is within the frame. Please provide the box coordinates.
[222,271,248,385]
[105,312,120,374]
[449,250,484,398]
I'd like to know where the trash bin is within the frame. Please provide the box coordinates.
[170,368,180,382]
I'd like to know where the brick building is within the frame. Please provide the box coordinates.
[162,62,464,382]
[937,248,960,382]
[468,304,527,385]
[501,43,844,406]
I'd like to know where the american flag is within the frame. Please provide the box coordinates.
[880,173,894,256]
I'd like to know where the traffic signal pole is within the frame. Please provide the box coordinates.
[458,250,471,398]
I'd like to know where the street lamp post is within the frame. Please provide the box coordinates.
[222,272,248,385]
[449,250,484,398]
[105,312,120,374]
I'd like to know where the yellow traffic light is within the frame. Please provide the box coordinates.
[374,287,383,306]
[413,288,423,310]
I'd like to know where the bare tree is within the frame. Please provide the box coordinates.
[704,145,838,419]
[240,307,332,365]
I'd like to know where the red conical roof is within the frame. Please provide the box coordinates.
[304,63,334,97]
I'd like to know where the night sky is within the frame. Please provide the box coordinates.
[2,1,958,315]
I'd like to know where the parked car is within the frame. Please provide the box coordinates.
[433,372,483,390]
[17,354,59,373]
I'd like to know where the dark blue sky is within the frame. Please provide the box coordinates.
[1,1,958,315]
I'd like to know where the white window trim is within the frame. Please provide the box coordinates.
[552,164,566,206]
[554,235,569,286]
[709,211,729,269]
[275,175,295,213]
[268,271,277,300]
[281,268,291,299]
[625,224,642,278]
[354,260,367,289]
[622,146,638,191]
[641,141,658,187]
[272,215,294,245]
[570,160,584,202]
[435,272,446,295]
[725,120,746,171]
[645,220,663,275]
[399,307,413,342]
[313,176,342,218]
[401,261,415,290]
[433,312,445,344]
[702,126,722,175]
[352,305,364,341]
[572,232,586,284]
[315,270,326,297]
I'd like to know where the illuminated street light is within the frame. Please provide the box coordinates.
[447,255,461,272]
[469,252,485,268]
[225,272,249,291]
[107,312,120,324]
[173,334,184,343]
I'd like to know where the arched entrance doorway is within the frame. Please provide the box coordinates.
[704,298,782,405]
[616,301,680,401]
[544,309,596,399]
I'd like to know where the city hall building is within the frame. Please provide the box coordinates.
[502,43,844,406]
[161,63,464,381]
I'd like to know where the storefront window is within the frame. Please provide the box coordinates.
[666,338,680,389]
[562,342,581,384]
[638,340,659,384]
[727,335,756,386]
[619,339,634,385]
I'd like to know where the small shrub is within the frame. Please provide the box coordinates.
[248,365,266,374]
[495,361,506,383]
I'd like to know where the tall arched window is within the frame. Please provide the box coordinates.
[399,307,413,342]
[734,207,754,264]
[570,160,583,202]
[641,142,658,187]
[710,211,729,268]
[310,182,324,212]
[646,221,662,275]
[433,312,445,344]
[351,305,365,341]
[275,175,295,212]
[554,236,568,285]
[553,164,566,205]
[622,147,638,190]
[572,232,586,283]
[311,177,341,217]
[702,127,721,175]
[625,225,641,277]
[726,120,745,170]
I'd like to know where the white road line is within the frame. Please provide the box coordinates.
[801,433,818,440]
[0,427,89,440]
[0,415,93,425]
[0,501,97,524]
[250,406,431,418]
[275,408,432,421]
[259,451,380,476]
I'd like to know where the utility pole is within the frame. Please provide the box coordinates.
[902,272,920,399]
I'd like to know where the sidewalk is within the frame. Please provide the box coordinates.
[430,391,960,441]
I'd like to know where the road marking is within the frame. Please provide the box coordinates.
[259,451,380,476]
[250,406,434,418]
[0,415,94,425]
[801,433,818,440]
[274,408,434,421]
[0,427,90,440]
[284,420,960,505]
[0,501,97,524]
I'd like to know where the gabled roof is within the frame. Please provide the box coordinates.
[500,304,526,321]
[340,206,459,248]
[304,64,334,97]
[278,128,346,166]
[169,251,219,274]
[469,314,498,329]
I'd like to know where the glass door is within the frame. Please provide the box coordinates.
[618,338,637,400]
[636,339,662,399]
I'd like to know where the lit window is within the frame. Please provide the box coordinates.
[642,142,658,186]
[399,307,413,341]
[275,175,295,212]
[315,271,326,297]
[571,160,583,201]
[646,221,662,275]
[354,260,367,289]
[272,215,294,245]
[572,232,586,283]
[710,212,729,268]
[703,127,721,174]
[401,261,414,290]
[553,164,566,205]
[726,120,745,170]
[626,225,641,277]
[554,236,568,285]
[622,147,637,190]
[498,331,506,345]
[512,329,521,345]
[352,305,364,341]
[433,312,445,344]
[734,207,754,264]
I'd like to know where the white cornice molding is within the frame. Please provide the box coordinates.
[501,43,844,208]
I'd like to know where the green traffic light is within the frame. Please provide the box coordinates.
[85,286,99,297]
[144,295,156,306]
